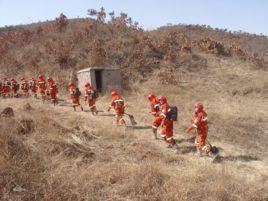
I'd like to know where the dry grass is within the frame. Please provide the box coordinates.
[0,89,267,200]
[0,9,268,200]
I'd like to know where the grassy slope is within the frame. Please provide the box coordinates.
[0,53,267,200]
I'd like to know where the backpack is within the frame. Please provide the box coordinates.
[21,82,29,90]
[91,90,99,99]
[166,106,178,121]
[30,81,36,88]
[73,88,81,96]
[5,80,11,86]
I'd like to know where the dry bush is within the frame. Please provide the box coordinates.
[0,117,47,200]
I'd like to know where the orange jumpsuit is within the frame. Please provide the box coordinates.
[29,79,38,95]
[85,85,96,112]
[186,111,208,151]
[2,80,11,97]
[48,81,58,105]
[10,79,19,97]
[84,85,96,112]
[153,102,175,145]
[110,95,126,125]
[37,78,47,102]
[149,97,160,123]
[20,80,29,96]
[69,87,82,106]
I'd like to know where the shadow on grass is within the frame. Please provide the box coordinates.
[130,125,152,130]
[175,136,196,144]
[96,113,115,117]
[221,155,260,162]
[178,145,196,154]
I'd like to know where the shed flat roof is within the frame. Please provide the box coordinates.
[77,67,120,73]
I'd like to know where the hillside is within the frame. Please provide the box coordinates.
[0,12,267,86]
[0,10,268,201]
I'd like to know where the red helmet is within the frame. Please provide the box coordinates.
[147,93,156,100]
[111,91,118,97]
[11,78,15,82]
[158,96,167,104]
[38,74,43,79]
[68,82,74,87]
[85,82,90,87]
[194,102,203,112]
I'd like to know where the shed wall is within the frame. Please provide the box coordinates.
[102,70,122,92]
[77,68,122,93]
[77,70,90,91]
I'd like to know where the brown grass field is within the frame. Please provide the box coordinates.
[0,10,268,201]
[0,54,267,200]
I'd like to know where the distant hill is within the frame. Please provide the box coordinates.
[0,11,267,88]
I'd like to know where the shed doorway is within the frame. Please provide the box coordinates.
[95,70,102,91]
[77,67,122,93]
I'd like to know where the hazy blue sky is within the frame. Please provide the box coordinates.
[0,0,267,35]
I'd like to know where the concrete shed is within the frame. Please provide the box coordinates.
[77,67,122,92]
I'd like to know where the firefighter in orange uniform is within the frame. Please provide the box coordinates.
[20,77,29,97]
[47,77,58,106]
[152,96,175,147]
[186,102,214,156]
[10,78,19,97]
[148,93,160,118]
[29,77,38,98]
[2,78,11,98]
[37,74,47,103]
[68,82,83,111]
[84,82,97,115]
[107,91,126,126]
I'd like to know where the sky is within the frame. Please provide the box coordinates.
[0,0,267,35]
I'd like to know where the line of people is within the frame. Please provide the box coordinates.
[148,93,218,158]
[0,75,58,105]
[67,82,125,126]
[1,75,218,158]
[68,81,98,114]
